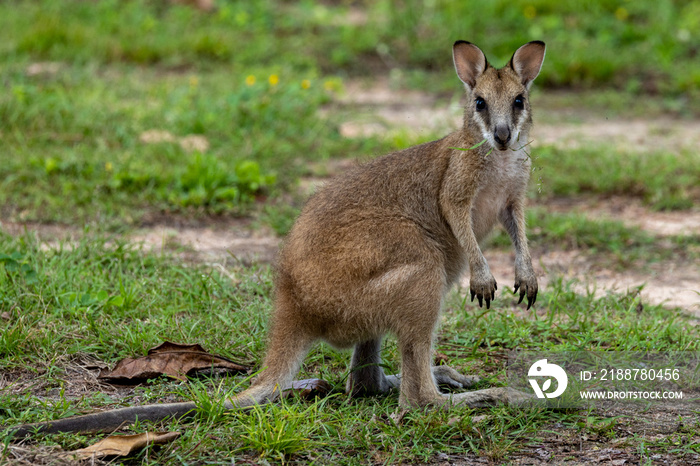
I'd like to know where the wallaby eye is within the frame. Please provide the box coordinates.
[475,97,487,111]
[514,95,525,109]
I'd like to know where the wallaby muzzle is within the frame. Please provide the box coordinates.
[494,124,511,148]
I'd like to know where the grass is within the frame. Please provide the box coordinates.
[533,145,700,211]
[0,0,698,227]
[1,231,698,463]
[3,1,698,98]
[0,62,364,227]
[1,1,699,464]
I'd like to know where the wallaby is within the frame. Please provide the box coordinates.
[9,40,544,438]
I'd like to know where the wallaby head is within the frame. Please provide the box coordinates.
[453,40,546,151]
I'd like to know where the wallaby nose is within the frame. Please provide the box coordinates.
[494,126,511,146]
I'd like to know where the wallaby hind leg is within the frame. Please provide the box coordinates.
[229,308,315,408]
[397,334,530,409]
[397,329,443,407]
[384,365,481,390]
[346,339,393,396]
[346,338,481,396]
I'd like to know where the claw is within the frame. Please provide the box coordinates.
[470,290,475,302]
[518,289,526,305]
[495,283,498,291]
[485,296,491,309]
[514,283,520,293]
[477,295,483,307]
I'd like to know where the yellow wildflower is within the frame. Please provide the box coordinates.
[105,162,113,172]
[245,75,256,86]
[523,5,536,19]
[615,7,628,21]
[301,79,311,90]
[269,74,279,86]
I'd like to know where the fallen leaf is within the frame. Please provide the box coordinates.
[98,341,248,383]
[434,352,449,365]
[389,408,408,426]
[282,378,332,399]
[68,431,180,459]
[1,311,10,320]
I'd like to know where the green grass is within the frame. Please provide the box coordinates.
[1,231,698,463]
[3,0,698,97]
[0,1,697,227]
[0,62,366,226]
[1,1,699,463]
[533,145,700,210]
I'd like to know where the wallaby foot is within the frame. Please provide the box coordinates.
[432,365,481,389]
[383,365,480,391]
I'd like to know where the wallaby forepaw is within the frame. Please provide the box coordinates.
[513,275,538,310]
[470,275,497,309]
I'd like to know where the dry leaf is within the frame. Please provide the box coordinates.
[69,431,180,459]
[434,352,449,365]
[282,378,332,399]
[389,409,408,426]
[98,341,248,383]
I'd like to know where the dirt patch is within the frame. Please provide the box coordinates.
[139,129,210,153]
[506,399,700,465]
[543,196,700,237]
[335,77,462,139]
[130,224,280,266]
[0,220,280,266]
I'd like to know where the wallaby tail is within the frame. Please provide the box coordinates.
[8,401,198,438]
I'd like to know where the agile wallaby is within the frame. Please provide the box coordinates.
[9,40,544,438]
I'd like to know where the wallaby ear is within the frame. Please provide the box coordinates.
[509,41,546,89]
[453,41,487,89]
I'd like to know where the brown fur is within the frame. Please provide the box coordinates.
[8,41,545,438]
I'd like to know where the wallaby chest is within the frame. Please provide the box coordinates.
[471,147,531,241]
